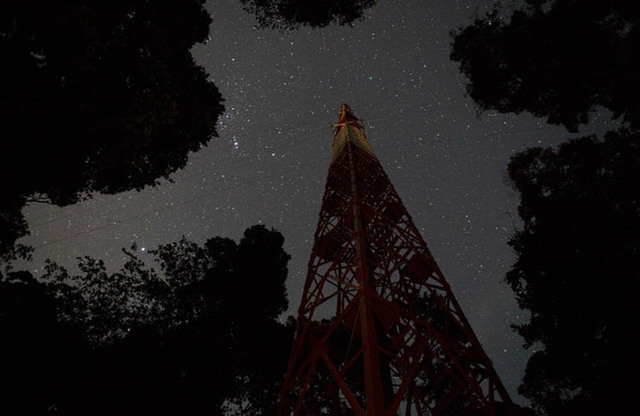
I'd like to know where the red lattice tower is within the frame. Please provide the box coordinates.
[279,104,515,416]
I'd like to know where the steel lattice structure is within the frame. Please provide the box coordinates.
[279,104,514,416]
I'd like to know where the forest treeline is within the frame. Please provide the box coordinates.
[451,1,640,415]
[0,0,375,264]
[1,1,639,416]
[0,2,373,414]
[1,225,292,416]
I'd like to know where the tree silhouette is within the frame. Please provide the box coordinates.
[0,271,87,416]
[505,130,640,415]
[450,0,640,132]
[1,225,293,415]
[240,0,377,29]
[0,0,224,263]
[452,3,640,414]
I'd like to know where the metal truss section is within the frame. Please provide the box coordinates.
[279,105,514,416]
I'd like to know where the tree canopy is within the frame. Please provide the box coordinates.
[240,0,377,29]
[0,0,382,263]
[505,130,640,415]
[0,225,293,416]
[450,0,640,132]
[452,2,640,414]
[0,0,224,263]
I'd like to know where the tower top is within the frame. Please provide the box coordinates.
[331,103,373,163]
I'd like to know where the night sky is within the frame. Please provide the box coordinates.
[18,0,615,403]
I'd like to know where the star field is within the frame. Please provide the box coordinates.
[19,0,616,403]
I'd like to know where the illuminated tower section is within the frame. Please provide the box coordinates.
[279,104,514,416]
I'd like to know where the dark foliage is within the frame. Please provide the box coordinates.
[0,271,88,415]
[240,0,377,29]
[453,3,640,413]
[451,0,640,132]
[0,0,224,263]
[505,130,640,415]
[0,225,293,416]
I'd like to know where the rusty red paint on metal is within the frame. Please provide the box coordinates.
[279,104,514,416]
